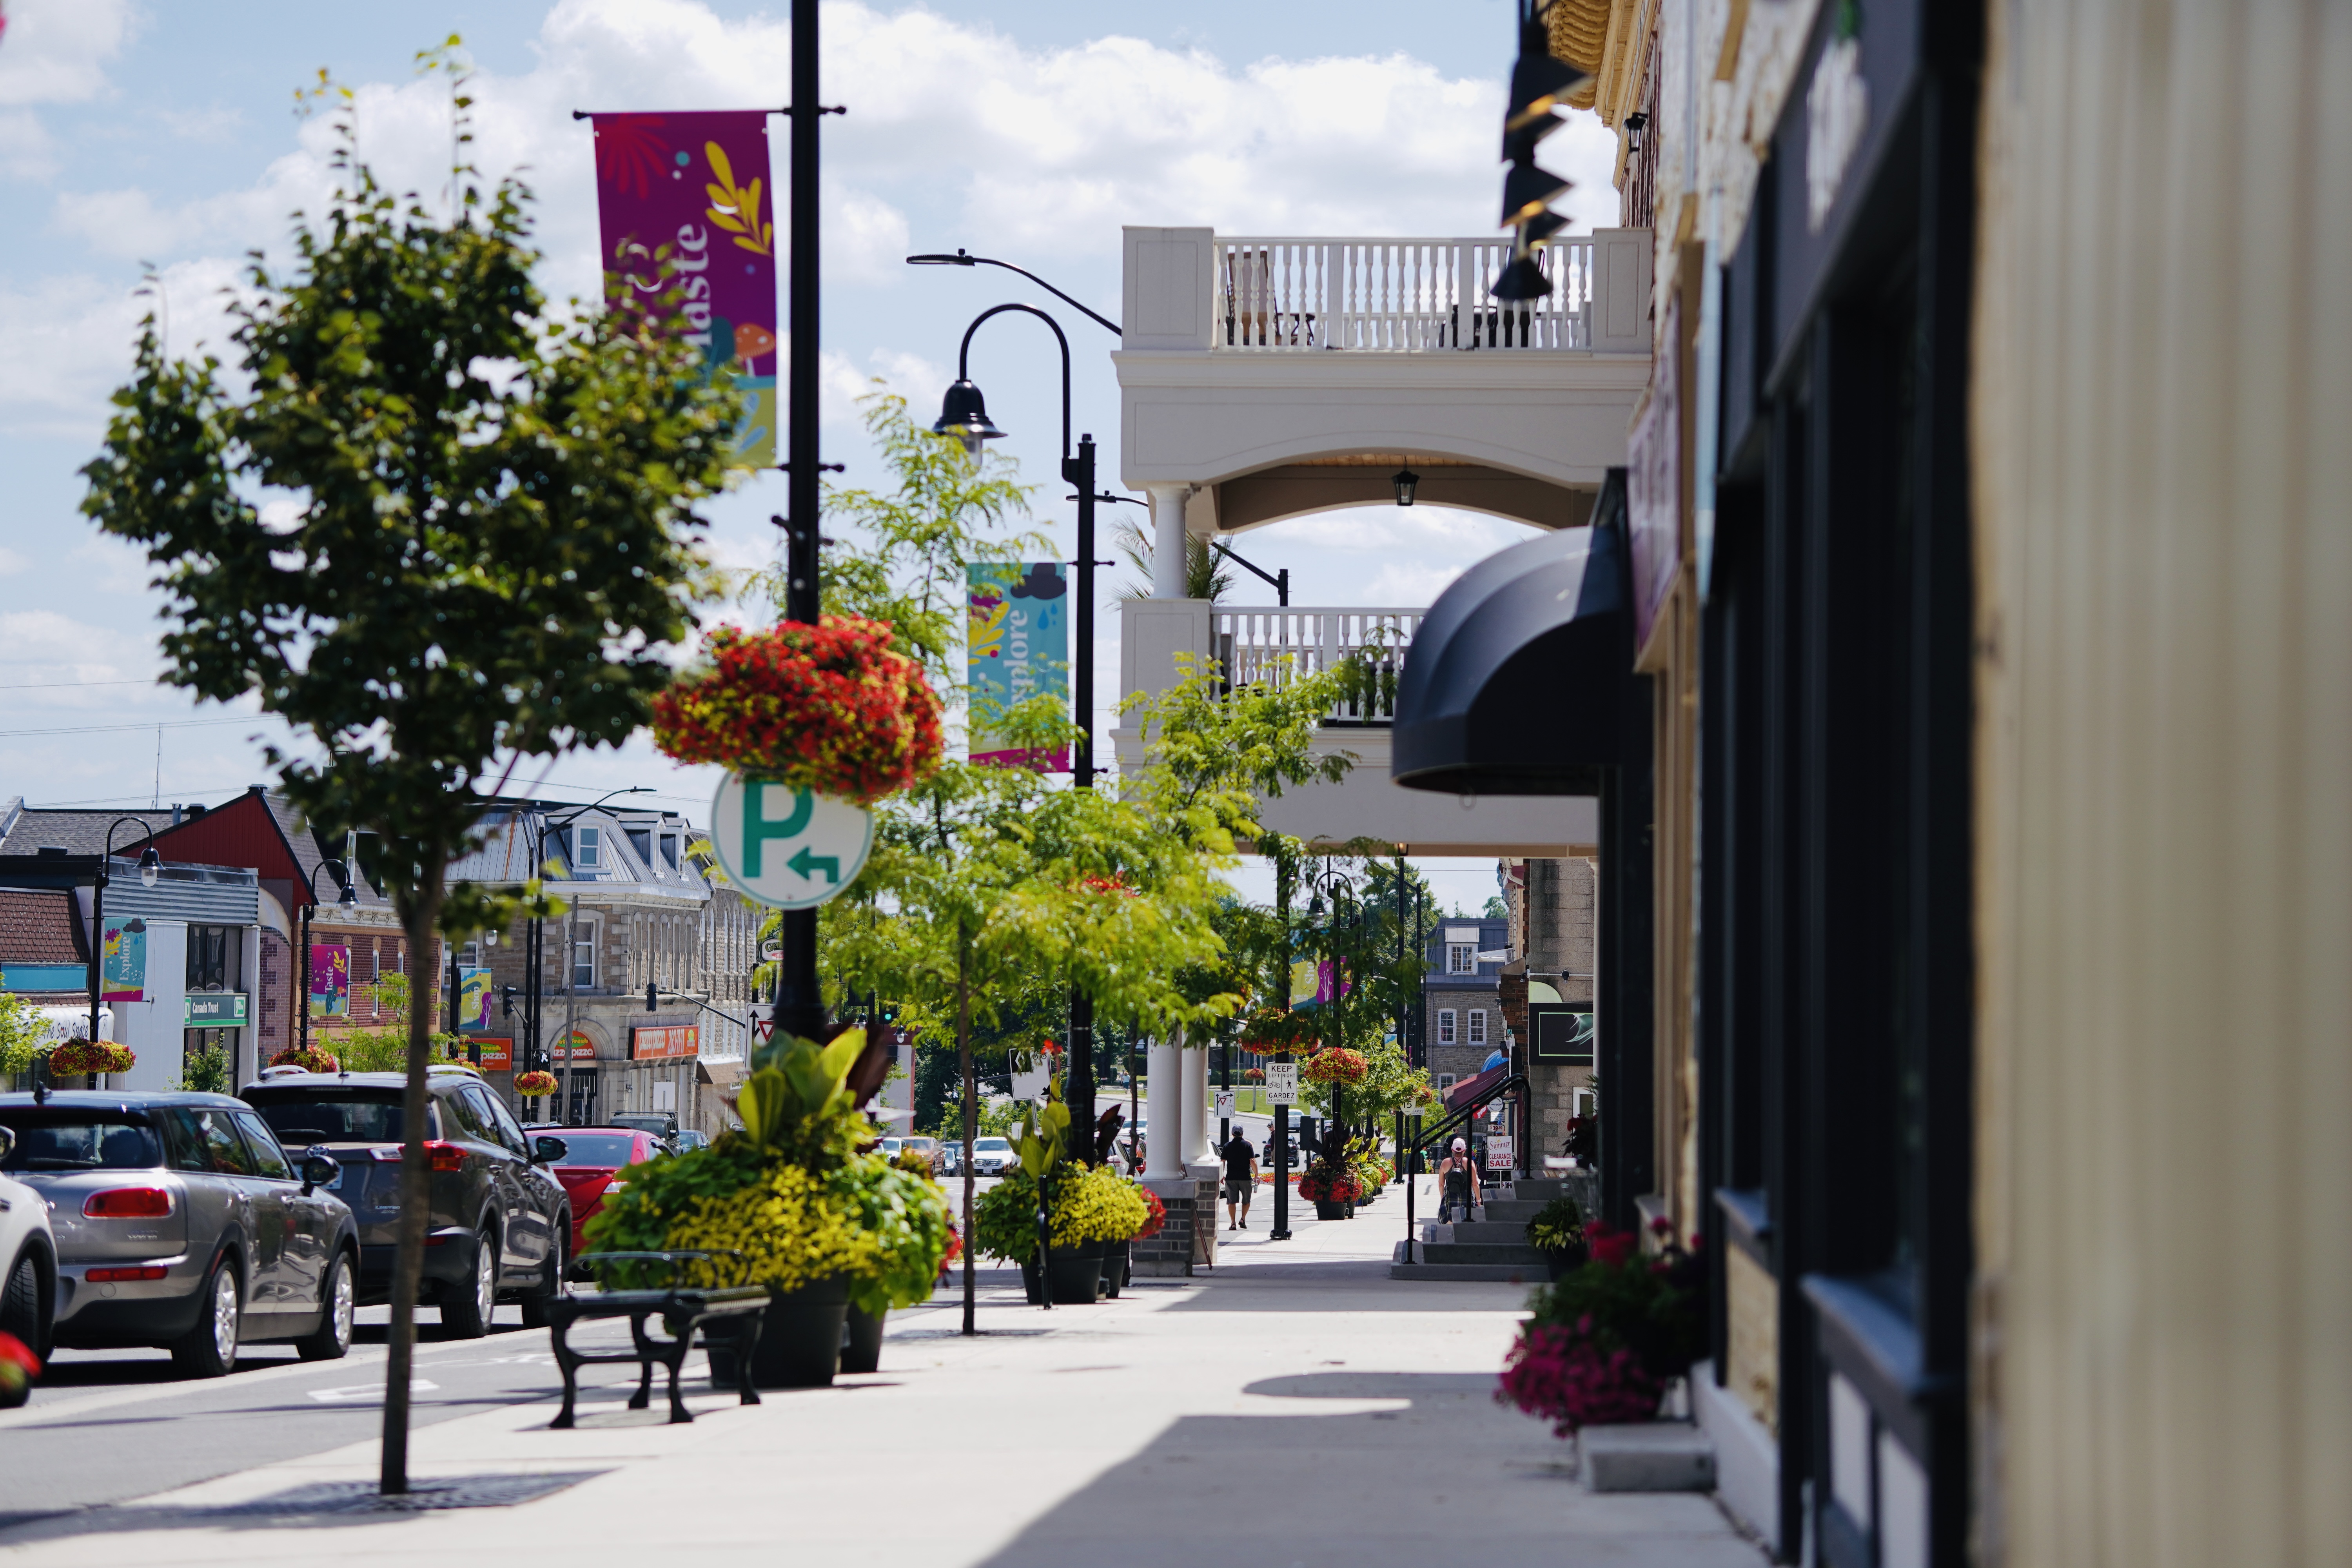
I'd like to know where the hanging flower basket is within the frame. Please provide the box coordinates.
[1301,1047,1368,1086]
[1133,1185,1167,1241]
[1238,1006,1317,1053]
[515,1070,559,1097]
[268,1044,338,1074]
[652,617,945,805]
[48,1040,134,1076]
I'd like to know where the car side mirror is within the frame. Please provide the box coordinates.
[299,1154,339,1194]
[532,1136,568,1165]
[0,1127,12,1162]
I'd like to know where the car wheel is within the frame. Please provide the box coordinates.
[170,1258,241,1378]
[518,1230,564,1329]
[296,1250,355,1362]
[1,1250,45,1360]
[438,1229,497,1339]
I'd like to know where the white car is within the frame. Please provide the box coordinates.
[969,1136,1018,1177]
[0,1125,58,1361]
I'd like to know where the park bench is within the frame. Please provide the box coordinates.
[547,1250,769,1428]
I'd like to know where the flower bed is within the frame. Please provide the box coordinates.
[48,1040,134,1076]
[268,1044,339,1075]
[1495,1220,1708,1436]
[652,617,944,804]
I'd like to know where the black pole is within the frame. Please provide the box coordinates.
[300,900,314,1054]
[775,0,826,1046]
[1065,432,1098,1161]
[86,868,105,1050]
[1270,847,1292,1241]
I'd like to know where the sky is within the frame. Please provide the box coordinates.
[0,0,1616,915]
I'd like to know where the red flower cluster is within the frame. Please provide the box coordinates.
[1242,1066,1265,1084]
[1134,1186,1167,1241]
[1300,1047,1369,1085]
[1078,875,1136,897]
[268,1044,339,1075]
[1297,1162,1365,1203]
[1496,1321,1664,1437]
[652,617,944,805]
[514,1071,559,1097]
[1237,1007,1316,1052]
[50,1040,135,1075]
[940,1224,964,1275]
[1586,1220,1639,1267]
[0,1330,40,1405]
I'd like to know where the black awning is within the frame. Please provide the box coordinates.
[1391,478,1628,796]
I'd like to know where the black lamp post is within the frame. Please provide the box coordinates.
[87,817,162,1063]
[299,858,358,1058]
[1303,861,1359,1158]
[928,299,1113,1164]
[525,787,653,1094]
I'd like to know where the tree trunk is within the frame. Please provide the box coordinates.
[381,862,445,1495]
[957,941,976,1337]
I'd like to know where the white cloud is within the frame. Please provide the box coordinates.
[0,255,245,437]
[0,0,132,108]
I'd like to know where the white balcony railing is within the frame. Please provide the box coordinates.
[1213,236,1596,353]
[1213,606,1425,724]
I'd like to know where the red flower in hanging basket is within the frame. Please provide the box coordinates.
[515,1071,559,1097]
[1237,1006,1316,1052]
[268,1044,338,1075]
[1300,1047,1368,1085]
[1133,1185,1167,1241]
[652,617,945,804]
[48,1040,134,1076]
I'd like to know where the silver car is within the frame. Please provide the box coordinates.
[969,1136,1018,1176]
[0,1091,359,1377]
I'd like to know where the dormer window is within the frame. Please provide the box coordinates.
[1447,944,1476,975]
[575,825,601,870]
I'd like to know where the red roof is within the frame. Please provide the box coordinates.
[0,889,86,964]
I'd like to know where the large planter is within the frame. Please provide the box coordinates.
[708,1278,849,1389]
[1101,1239,1131,1299]
[840,1303,886,1374]
[1312,1199,1348,1221]
[1048,1246,1103,1304]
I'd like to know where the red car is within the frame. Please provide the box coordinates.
[543,1128,669,1269]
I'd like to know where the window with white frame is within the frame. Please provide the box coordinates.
[1437,1073,1457,1093]
[574,824,602,870]
[1446,944,1476,975]
[1468,1009,1487,1044]
[570,917,599,989]
[1437,1009,1457,1045]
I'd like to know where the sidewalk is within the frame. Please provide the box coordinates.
[0,1182,1763,1567]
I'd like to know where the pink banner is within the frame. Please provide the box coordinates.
[588,111,778,465]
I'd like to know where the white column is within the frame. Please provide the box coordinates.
[1148,485,1189,599]
[1145,1034,1185,1179]
[1181,1041,1210,1169]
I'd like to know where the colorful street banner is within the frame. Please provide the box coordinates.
[587,111,778,466]
[308,943,349,1016]
[101,918,145,1004]
[966,563,1070,769]
[458,966,495,1033]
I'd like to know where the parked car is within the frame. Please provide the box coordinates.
[539,1127,671,1269]
[671,1128,711,1154]
[240,1067,570,1337]
[0,1124,58,1361]
[938,1141,963,1176]
[899,1136,942,1173]
[968,1136,1018,1177]
[607,1112,678,1149]
[0,1091,358,1376]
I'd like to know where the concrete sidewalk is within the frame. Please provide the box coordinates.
[0,1185,1763,1567]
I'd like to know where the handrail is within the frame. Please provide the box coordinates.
[1410,1070,1525,1164]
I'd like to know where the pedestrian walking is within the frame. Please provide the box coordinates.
[1436,1136,1480,1224]
[1221,1129,1259,1229]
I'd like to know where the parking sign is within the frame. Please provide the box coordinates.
[710,774,873,910]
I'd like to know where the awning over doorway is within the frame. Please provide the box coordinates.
[1391,487,1628,796]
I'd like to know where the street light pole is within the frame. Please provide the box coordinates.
[87,819,161,1076]
[526,789,652,1105]
[300,859,357,1058]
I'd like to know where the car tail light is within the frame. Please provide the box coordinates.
[364,1143,466,1171]
[86,1265,169,1282]
[82,1187,172,1219]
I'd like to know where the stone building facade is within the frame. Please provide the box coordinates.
[1421,916,1507,1094]
[1497,856,1598,1164]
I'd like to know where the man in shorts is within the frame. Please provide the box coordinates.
[1221,1129,1259,1229]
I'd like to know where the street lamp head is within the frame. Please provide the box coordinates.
[1392,468,1420,507]
[336,871,359,907]
[933,377,1007,455]
[137,845,162,889]
[906,250,977,267]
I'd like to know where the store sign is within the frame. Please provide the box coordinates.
[1484,1135,1514,1172]
[632,1024,700,1061]
[1627,291,1682,663]
[1264,1062,1299,1106]
[185,993,249,1026]
[462,1036,514,1072]
[309,943,349,1016]
[556,1030,599,1062]
[102,919,146,1004]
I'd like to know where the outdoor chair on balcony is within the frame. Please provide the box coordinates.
[1224,247,1316,348]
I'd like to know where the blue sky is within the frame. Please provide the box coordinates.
[0,0,1614,912]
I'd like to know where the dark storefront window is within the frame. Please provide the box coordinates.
[185,925,242,992]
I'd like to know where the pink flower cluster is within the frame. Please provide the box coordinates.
[1495,1320,1664,1436]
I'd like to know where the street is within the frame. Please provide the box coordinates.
[0,1179,1761,1567]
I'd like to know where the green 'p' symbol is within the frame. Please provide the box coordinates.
[742,781,813,877]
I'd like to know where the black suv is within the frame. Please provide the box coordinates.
[241,1066,571,1336]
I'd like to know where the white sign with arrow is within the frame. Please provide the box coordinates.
[709,774,873,911]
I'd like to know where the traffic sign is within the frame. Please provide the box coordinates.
[710,774,873,910]
[1264,1062,1298,1105]
[1214,1089,1235,1119]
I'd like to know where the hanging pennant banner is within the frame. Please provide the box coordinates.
[586,110,778,466]
[102,918,146,1004]
[966,562,1070,770]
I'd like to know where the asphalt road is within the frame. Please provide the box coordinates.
[0,1301,646,1523]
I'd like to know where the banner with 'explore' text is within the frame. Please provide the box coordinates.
[966,563,1071,770]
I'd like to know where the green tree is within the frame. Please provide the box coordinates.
[79,64,735,1493]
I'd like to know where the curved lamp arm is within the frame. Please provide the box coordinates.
[957,302,1073,459]
[909,250,1121,338]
